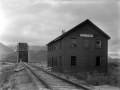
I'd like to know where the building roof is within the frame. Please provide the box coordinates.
[46,19,110,46]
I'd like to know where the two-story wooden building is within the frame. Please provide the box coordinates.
[46,19,110,73]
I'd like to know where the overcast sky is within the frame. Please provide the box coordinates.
[0,0,119,55]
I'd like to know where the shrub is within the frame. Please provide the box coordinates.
[77,72,89,80]
[108,62,119,67]
[76,70,119,86]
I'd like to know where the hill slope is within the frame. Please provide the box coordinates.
[8,45,47,51]
[30,50,47,64]
[1,50,47,64]
[0,42,15,54]
[0,42,15,60]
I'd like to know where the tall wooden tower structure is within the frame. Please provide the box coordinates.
[17,43,29,63]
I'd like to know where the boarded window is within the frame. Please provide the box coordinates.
[71,38,76,47]
[84,39,90,48]
[71,56,76,66]
[96,39,102,48]
[96,56,102,67]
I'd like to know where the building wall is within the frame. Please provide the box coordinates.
[47,39,65,72]
[63,22,108,73]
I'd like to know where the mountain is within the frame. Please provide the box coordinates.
[8,45,17,51]
[1,49,47,64]
[0,42,15,54]
[29,46,47,51]
[0,42,15,60]
[2,44,47,63]
[2,52,17,63]
[30,50,47,64]
[8,45,47,51]
[108,53,120,59]
[108,56,120,63]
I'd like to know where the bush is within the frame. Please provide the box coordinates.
[76,70,119,86]
[77,72,89,80]
[108,62,119,67]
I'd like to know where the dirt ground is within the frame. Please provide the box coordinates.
[0,64,38,90]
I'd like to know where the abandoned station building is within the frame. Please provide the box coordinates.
[46,19,110,73]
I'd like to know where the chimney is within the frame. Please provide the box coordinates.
[62,30,65,34]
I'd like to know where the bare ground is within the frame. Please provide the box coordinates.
[0,64,38,90]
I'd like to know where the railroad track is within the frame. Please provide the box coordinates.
[23,63,90,90]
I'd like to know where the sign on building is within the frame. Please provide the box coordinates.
[80,34,93,37]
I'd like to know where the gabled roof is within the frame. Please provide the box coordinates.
[46,19,110,46]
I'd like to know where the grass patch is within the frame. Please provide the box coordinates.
[76,62,120,86]
[0,64,16,88]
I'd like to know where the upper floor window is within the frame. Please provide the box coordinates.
[96,39,102,48]
[55,44,58,50]
[83,39,90,48]
[71,56,76,66]
[71,38,76,47]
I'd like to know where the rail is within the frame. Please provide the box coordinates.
[26,63,91,90]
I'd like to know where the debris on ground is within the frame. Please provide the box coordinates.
[0,64,38,90]
[14,66,25,72]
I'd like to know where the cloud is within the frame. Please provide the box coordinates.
[0,0,119,55]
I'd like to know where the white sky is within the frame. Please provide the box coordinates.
[0,0,120,55]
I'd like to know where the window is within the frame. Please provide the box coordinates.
[56,44,58,50]
[96,39,102,48]
[59,56,62,66]
[71,56,76,66]
[71,38,76,47]
[83,39,90,48]
[96,56,102,67]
